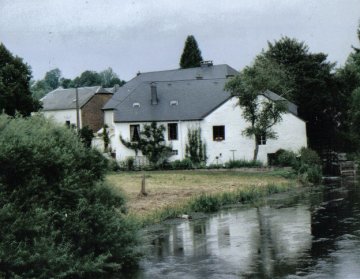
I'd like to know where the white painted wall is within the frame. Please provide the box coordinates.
[112,97,307,164]
[43,109,82,128]
[104,110,114,127]
[113,120,201,161]
[203,97,307,164]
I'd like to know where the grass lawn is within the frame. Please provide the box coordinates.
[106,170,294,217]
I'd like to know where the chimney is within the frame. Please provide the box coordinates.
[113,84,119,92]
[200,60,213,67]
[151,82,158,105]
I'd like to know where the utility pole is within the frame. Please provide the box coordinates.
[75,87,80,132]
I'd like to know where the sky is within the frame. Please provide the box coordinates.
[1,0,360,82]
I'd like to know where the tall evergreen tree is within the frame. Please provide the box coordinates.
[179,35,203,69]
[0,43,40,116]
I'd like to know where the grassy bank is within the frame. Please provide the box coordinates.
[106,169,297,224]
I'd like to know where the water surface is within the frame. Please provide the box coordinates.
[126,178,360,278]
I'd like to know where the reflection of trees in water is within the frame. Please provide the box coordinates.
[310,181,360,258]
[146,180,360,278]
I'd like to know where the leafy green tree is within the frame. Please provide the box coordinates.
[263,37,340,149]
[31,68,62,100]
[335,23,360,150]
[0,115,140,278]
[103,124,110,152]
[44,68,61,89]
[225,55,288,161]
[31,79,52,100]
[60,77,73,88]
[120,122,172,166]
[180,35,203,69]
[78,125,94,148]
[0,43,40,115]
[72,70,102,87]
[185,128,207,164]
[99,67,125,87]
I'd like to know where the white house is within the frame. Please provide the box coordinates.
[102,62,307,164]
[41,86,115,132]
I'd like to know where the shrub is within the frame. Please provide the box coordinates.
[299,147,321,166]
[170,158,194,170]
[125,156,136,171]
[185,128,207,165]
[0,115,140,278]
[225,159,263,168]
[298,164,322,184]
[78,125,94,148]
[271,149,298,167]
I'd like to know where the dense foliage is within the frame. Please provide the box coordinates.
[185,128,207,165]
[120,122,172,166]
[0,43,40,116]
[78,125,94,148]
[0,115,140,278]
[31,67,125,100]
[179,35,203,69]
[225,58,288,160]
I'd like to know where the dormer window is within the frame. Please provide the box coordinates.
[170,100,178,106]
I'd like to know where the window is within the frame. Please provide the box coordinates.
[213,126,225,141]
[168,123,178,140]
[171,149,178,156]
[256,134,267,145]
[65,121,70,127]
[130,124,140,142]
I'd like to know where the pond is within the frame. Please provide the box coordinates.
[124,178,360,278]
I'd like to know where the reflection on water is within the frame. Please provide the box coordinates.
[126,179,360,279]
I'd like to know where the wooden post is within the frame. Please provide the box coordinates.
[140,174,148,196]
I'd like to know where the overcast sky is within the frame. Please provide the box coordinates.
[1,0,359,81]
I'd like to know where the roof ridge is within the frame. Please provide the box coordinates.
[136,64,232,76]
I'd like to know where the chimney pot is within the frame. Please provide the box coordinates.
[151,82,158,105]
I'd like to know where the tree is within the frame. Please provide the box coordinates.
[179,35,203,69]
[103,124,110,152]
[0,43,40,115]
[225,55,288,161]
[0,115,140,278]
[99,67,125,87]
[44,68,61,89]
[78,125,94,148]
[31,68,62,100]
[120,122,172,166]
[335,23,360,151]
[262,37,341,150]
[185,128,207,165]
[72,70,102,87]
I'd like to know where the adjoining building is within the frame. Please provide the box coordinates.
[41,85,116,132]
[103,63,307,164]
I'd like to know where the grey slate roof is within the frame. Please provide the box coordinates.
[107,64,299,123]
[114,78,231,122]
[41,86,112,111]
[103,64,238,110]
[263,90,298,115]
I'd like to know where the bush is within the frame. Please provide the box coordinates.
[298,164,322,184]
[225,159,263,168]
[0,115,140,278]
[299,147,321,166]
[170,158,194,170]
[270,149,298,167]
